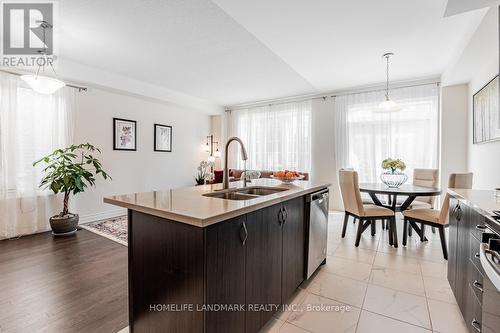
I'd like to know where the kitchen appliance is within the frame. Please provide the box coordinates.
[479,223,500,333]
[305,188,329,279]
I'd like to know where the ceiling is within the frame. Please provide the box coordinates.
[56,0,488,107]
[444,0,496,16]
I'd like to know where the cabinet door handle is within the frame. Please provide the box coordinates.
[472,280,483,293]
[471,319,481,332]
[283,206,288,225]
[476,225,486,230]
[452,204,459,215]
[240,222,248,246]
[457,206,462,221]
[278,208,283,225]
[475,252,480,259]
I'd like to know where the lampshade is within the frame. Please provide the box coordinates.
[207,155,216,163]
[377,99,402,113]
[21,75,66,94]
[214,149,221,158]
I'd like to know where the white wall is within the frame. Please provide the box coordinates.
[440,84,469,190]
[73,88,210,222]
[444,5,500,190]
[469,71,500,190]
[311,98,338,209]
[210,115,223,170]
[467,6,500,189]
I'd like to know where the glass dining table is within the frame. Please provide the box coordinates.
[359,183,441,243]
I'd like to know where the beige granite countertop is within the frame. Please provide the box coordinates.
[448,188,500,228]
[103,179,330,227]
[448,188,500,216]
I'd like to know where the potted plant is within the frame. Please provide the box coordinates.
[195,160,214,185]
[33,143,111,235]
[380,158,408,188]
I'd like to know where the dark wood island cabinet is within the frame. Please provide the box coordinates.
[104,179,329,333]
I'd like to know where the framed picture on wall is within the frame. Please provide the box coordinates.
[473,75,500,144]
[154,124,172,152]
[113,118,137,151]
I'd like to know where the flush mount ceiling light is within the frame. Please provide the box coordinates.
[20,20,65,95]
[376,52,401,113]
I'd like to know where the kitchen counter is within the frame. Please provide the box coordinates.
[446,188,500,333]
[112,179,330,333]
[103,178,330,227]
[448,188,500,231]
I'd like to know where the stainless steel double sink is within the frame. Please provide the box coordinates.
[202,186,288,200]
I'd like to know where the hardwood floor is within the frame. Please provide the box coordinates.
[0,229,128,333]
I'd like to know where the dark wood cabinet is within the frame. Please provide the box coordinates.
[282,196,306,302]
[245,207,283,332]
[204,199,306,333]
[128,193,312,333]
[456,203,471,314]
[448,198,472,314]
[129,211,205,333]
[206,215,247,333]
[447,196,497,333]
[448,198,460,295]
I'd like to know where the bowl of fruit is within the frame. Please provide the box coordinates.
[271,170,305,183]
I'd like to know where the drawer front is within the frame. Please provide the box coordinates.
[468,260,484,306]
[469,235,484,276]
[470,211,486,242]
[468,290,482,333]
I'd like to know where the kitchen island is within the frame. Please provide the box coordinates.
[104,179,330,333]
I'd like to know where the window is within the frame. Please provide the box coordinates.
[0,73,75,196]
[228,100,312,172]
[335,84,439,182]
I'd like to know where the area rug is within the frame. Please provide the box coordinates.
[81,215,128,246]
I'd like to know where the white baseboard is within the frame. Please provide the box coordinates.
[78,208,127,224]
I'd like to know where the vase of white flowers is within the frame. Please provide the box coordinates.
[195,160,214,185]
[380,158,408,188]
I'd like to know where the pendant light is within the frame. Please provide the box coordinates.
[20,21,65,94]
[377,53,401,112]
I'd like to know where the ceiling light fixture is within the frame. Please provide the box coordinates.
[377,52,401,112]
[20,20,65,95]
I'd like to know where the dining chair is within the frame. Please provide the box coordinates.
[398,168,439,236]
[402,172,473,259]
[341,168,377,205]
[410,168,439,208]
[339,170,397,247]
[413,168,439,235]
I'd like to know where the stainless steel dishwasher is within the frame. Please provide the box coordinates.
[305,188,329,279]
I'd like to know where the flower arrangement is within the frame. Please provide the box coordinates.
[381,158,406,173]
[195,160,214,185]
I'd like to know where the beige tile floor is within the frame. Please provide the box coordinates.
[118,211,469,333]
[260,211,468,333]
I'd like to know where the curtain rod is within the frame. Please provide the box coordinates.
[0,69,88,92]
[226,80,440,112]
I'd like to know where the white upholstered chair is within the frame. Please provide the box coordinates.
[402,172,473,259]
[339,170,397,247]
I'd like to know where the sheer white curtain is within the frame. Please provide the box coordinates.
[228,100,312,172]
[0,72,76,239]
[334,83,440,183]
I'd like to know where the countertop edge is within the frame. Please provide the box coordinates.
[447,188,500,233]
[104,183,330,228]
[447,188,495,217]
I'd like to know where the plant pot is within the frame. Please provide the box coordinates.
[49,213,79,236]
[380,170,408,188]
